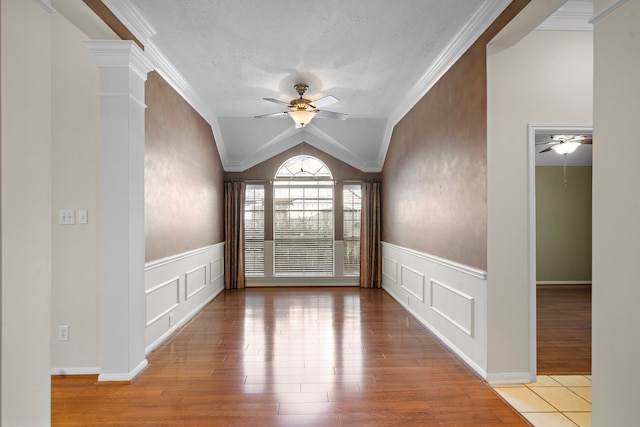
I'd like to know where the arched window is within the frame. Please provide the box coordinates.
[273,156,334,276]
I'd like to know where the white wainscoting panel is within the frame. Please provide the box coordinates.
[145,243,225,353]
[401,266,425,302]
[210,258,223,284]
[145,277,180,327]
[185,265,207,300]
[381,242,488,378]
[430,279,474,337]
[383,257,398,283]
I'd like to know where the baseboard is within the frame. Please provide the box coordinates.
[536,281,592,285]
[246,277,360,287]
[98,359,148,382]
[486,371,534,385]
[50,366,101,376]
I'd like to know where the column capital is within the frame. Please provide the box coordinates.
[84,40,154,81]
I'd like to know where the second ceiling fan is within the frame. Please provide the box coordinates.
[255,84,348,128]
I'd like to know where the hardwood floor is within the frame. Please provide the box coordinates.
[52,287,528,426]
[536,285,592,375]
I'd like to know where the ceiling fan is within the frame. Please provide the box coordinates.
[254,84,348,128]
[537,135,592,154]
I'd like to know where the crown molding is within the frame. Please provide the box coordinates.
[590,0,628,24]
[537,0,594,31]
[377,0,512,170]
[33,0,56,14]
[101,0,156,40]
[101,0,231,168]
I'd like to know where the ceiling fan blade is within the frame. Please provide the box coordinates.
[315,110,348,120]
[581,137,592,144]
[254,112,288,119]
[539,147,554,153]
[310,95,339,109]
[263,97,291,106]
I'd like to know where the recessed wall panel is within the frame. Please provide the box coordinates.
[185,264,206,299]
[146,277,179,326]
[401,265,424,302]
[430,279,474,336]
[383,257,398,283]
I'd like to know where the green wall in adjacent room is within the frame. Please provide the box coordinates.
[536,166,592,282]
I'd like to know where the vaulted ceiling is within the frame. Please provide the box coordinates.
[92,0,592,172]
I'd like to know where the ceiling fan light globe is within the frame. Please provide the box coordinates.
[551,141,581,155]
[289,110,315,126]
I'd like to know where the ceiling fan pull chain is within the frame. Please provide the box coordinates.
[563,154,568,188]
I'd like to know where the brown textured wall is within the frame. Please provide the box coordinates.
[381,1,529,271]
[145,72,224,262]
[225,143,380,240]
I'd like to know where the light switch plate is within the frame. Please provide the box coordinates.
[77,209,88,224]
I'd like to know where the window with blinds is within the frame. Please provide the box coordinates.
[244,184,265,276]
[343,184,361,276]
[273,156,334,276]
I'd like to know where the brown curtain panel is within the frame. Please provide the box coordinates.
[360,180,382,288]
[224,181,246,289]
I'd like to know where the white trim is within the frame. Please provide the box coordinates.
[145,275,180,327]
[83,40,154,81]
[33,0,56,14]
[537,1,593,32]
[145,287,223,354]
[383,285,487,379]
[101,0,157,40]
[400,265,425,302]
[590,0,629,24]
[246,277,359,287]
[99,1,231,170]
[185,264,207,300]
[486,371,535,385]
[50,367,101,376]
[377,0,512,169]
[537,281,592,285]
[98,359,148,382]
[430,279,474,337]
[382,257,398,283]
[382,242,487,280]
[95,93,148,110]
[145,243,224,270]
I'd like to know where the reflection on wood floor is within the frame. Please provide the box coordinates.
[537,285,591,375]
[52,287,528,426]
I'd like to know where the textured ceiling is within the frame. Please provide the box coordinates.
[100,0,591,172]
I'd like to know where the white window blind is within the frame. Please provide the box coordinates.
[343,184,361,276]
[273,181,334,276]
[244,184,264,276]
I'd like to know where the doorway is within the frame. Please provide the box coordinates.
[528,124,592,375]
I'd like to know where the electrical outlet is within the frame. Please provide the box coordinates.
[58,210,75,225]
[169,313,175,327]
[58,325,69,341]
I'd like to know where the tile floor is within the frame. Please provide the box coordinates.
[493,375,592,427]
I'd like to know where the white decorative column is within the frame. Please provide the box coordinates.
[85,40,154,381]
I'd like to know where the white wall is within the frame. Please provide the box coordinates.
[1,0,53,424]
[592,0,640,423]
[50,10,101,374]
[487,29,593,380]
